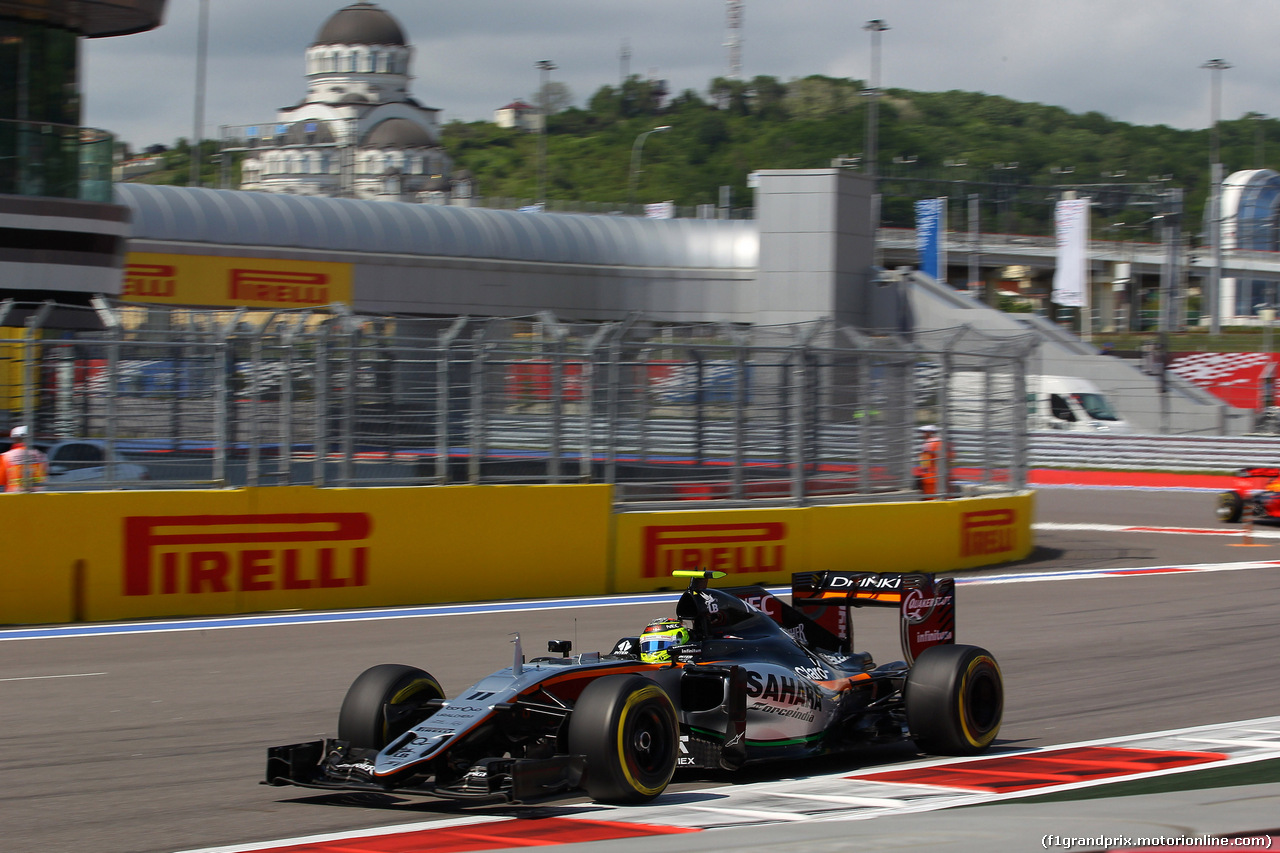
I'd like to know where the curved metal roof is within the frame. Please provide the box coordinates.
[312,2,407,46]
[114,184,758,271]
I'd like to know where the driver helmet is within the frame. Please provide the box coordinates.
[639,617,690,664]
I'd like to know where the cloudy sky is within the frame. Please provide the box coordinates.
[83,0,1274,150]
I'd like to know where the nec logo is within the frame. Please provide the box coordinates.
[123,263,177,298]
[641,522,786,578]
[229,269,329,304]
[123,513,371,596]
[960,509,1016,557]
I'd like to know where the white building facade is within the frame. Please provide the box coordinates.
[230,1,460,203]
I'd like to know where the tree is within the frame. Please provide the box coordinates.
[529,80,573,115]
[709,77,750,114]
[748,75,788,120]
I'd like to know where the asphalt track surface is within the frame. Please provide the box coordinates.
[3,484,1280,853]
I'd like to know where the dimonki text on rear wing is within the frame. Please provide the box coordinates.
[726,571,956,665]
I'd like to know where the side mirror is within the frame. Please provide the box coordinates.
[547,639,572,658]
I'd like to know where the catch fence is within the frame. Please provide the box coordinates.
[0,300,1036,504]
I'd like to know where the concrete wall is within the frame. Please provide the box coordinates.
[753,169,877,327]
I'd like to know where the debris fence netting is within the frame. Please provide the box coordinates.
[0,300,1035,503]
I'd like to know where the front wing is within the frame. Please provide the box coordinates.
[265,739,587,802]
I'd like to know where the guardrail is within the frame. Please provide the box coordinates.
[1021,431,1280,472]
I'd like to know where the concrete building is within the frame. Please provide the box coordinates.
[494,100,540,132]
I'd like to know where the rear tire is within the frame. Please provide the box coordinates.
[568,675,678,803]
[905,644,1003,755]
[1217,491,1244,523]
[337,664,444,750]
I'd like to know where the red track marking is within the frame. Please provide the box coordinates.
[851,746,1227,794]
[1029,470,1235,489]
[254,818,697,852]
[1103,567,1195,575]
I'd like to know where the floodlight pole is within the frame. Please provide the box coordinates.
[1203,58,1231,336]
[190,0,209,188]
[536,60,556,205]
[862,19,888,181]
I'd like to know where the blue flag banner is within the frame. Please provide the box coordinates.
[915,198,945,280]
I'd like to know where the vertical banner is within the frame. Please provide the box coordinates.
[1053,198,1091,308]
[915,198,946,281]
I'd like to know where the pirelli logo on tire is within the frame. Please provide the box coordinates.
[959,509,1017,558]
[123,513,372,596]
[641,522,787,578]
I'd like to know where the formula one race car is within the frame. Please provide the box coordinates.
[1216,467,1280,523]
[265,570,1003,804]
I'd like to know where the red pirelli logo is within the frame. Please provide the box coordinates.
[123,513,372,596]
[642,522,786,578]
[229,269,330,304]
[960,509,1016,557]
[123,263,177,299]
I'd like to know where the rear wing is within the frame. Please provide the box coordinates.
[790,571,956,665]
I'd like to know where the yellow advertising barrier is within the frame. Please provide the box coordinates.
[611,492,1034,593]
[0,487,1032,626]
[123,252,353,309]
[0,485,611,625]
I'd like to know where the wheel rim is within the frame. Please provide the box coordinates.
[624,703,675,785]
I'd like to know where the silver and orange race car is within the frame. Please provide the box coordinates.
[265,569,1003,804]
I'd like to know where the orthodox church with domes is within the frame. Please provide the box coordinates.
[230,1,467,203]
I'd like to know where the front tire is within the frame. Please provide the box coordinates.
[1217,491,1244,523]
[337,664,444,750]
[905,644,1003,755]
[568,675,678,803]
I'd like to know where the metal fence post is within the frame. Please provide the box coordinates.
[89,298,119,476]
[341,314,359,486]
[214,308,244,487]
[731,335,748,501]
[939,349,953,499]
[604,340,620,485]
[1012,359,1029,490]
[437,317,468,484]
[857,354,872,495]
[789,347,808,505]
[20,302,52,490]
[468,328,486,485]
[691,348,705,470]
[244,311,278,488]
[539,312,567,484]
[580,322,615,483]
[279,313,309,485]
[312,320,331,487]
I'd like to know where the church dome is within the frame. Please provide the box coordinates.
[365,118,433,148]
[312,2,406,47]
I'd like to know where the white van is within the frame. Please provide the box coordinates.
[944,373,1131,433]
[1028,375,1131,433]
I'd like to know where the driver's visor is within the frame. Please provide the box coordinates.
[640,635,678,657]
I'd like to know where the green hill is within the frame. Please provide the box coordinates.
[132,74,1271,233]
